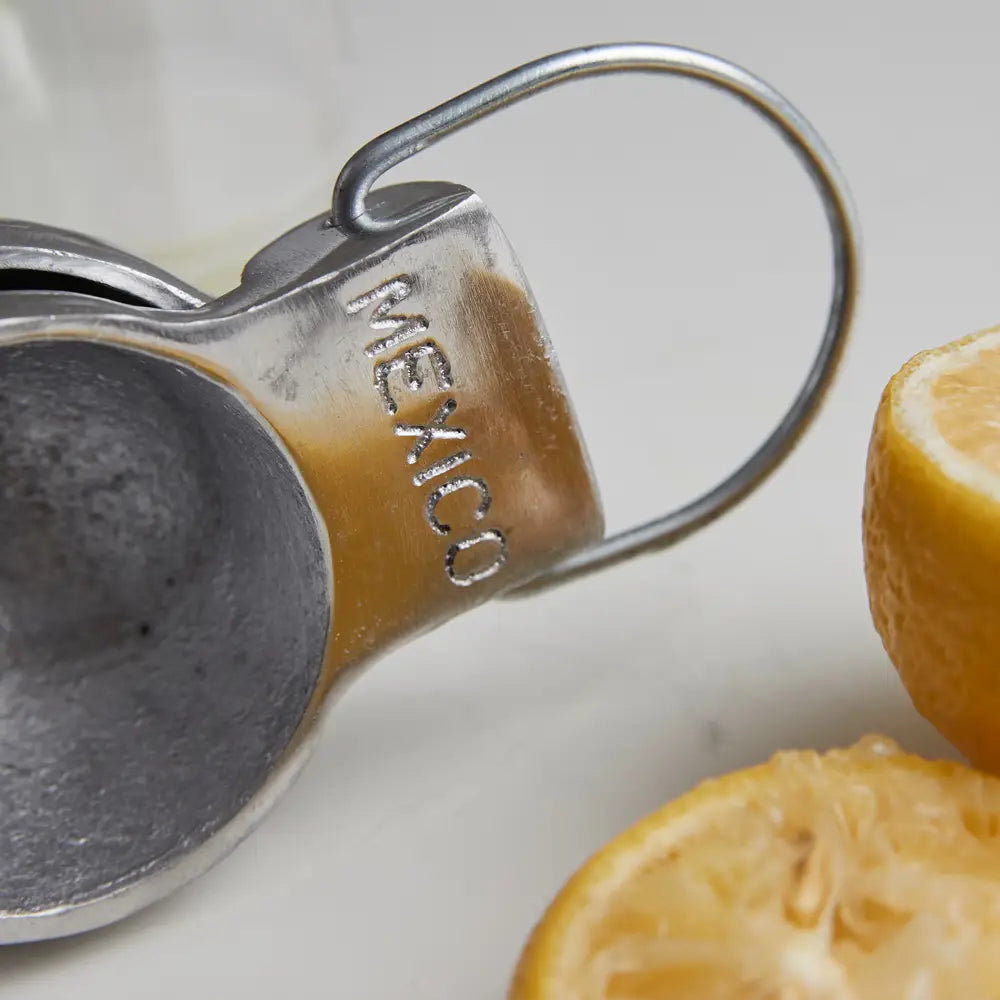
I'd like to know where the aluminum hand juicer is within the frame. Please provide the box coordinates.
[0,43,858,941]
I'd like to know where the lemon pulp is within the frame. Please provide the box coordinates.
[512,738,1000,1000]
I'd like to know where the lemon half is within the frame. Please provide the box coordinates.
[864,326,1000,771]
[510,737,1000,1000]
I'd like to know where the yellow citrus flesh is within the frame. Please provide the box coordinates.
[509,737,1000,1000]
[864,326,1000,771]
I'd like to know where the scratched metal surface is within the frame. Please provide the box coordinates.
[0,0,989,995]
[0,340,330,916]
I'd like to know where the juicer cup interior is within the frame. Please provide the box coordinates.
[0,339,331,918]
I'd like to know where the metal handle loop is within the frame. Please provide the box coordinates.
[331,42,860,591]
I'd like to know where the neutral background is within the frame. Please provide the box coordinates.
[0,0,992,995]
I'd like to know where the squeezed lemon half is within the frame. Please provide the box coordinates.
[510,737,1000,1000]
[864,326,1000,771]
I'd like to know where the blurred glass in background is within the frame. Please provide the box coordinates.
[0,0,345,293]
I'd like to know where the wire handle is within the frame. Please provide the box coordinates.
[331,42,860,591]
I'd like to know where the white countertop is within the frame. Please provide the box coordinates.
[0,0,987,995]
